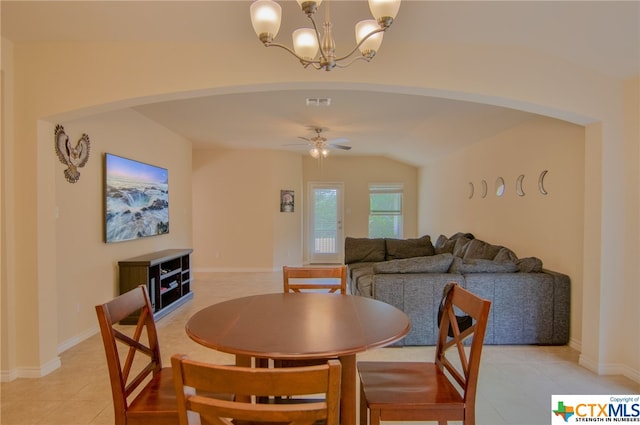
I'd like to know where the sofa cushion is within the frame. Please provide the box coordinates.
[344,237,386,264]
[516,257,544,273]
[373,253,455,274]
[355,273,374,297]
[450,257,518,274]
[463,239,502,260]
[385,235,435,260]
[346,263,376,296]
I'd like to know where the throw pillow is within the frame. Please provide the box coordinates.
[494,247,518,262]
[385,235,435,260]
[516,257,544,273]
[449,232,475,240]
[449,257,518,274]
[452,236,473,257]
[344,237,386,264]
[373,253,455,274]
[434,235,455,254]
[463,239,502,260]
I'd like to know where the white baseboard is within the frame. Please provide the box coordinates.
[0,368,19,382]
[568,337,582,352]
[57,326,99,354]
[1,327,99,382]
[1,356,62,382]
[193,267,275,273]
[579,353,640,384]
[622,365,640,384]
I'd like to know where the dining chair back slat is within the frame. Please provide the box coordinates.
[172,355,342,425]
[283,266,347,294]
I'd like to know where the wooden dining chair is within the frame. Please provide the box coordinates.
[171,354,342,425]
[275,265,348,369]
[283,265,348,294]
[95,285,177,425]
[357,283,491,425]
[95,285,231,425]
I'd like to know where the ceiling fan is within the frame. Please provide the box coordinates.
[290,127,352,159]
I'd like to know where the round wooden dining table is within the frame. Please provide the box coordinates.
[186,292,411,425]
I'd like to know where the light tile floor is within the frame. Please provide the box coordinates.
[2,271,638,425]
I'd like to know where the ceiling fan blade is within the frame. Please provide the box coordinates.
[298,136,311,142]
[282,142,310,147]
[331,144,352,150]
[328,137,349,144]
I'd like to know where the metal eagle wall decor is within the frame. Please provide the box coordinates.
[54,124,90,183]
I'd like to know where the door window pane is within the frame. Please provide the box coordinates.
[314,188,337,254]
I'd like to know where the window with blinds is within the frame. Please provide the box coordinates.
[369,184,403,238]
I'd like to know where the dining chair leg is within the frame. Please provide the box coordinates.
[465,410,475,425]
[339,354,357,425]
[360,384,368,425]
[370,409,381,425]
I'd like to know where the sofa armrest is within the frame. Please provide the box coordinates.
[542,268,571,345]
[372,273,465,346]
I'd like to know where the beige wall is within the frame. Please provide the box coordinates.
[420,117,585,345]
[191,152,416,271]
[623,76,640,378]
[192,149,303,271]
[54,109,193,349]
[1,39,16,379]
[302,155,418,263]
[0,34,637,382]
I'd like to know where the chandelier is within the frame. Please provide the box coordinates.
[250,0,401,71]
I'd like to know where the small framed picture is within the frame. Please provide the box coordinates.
[280,190,294,212]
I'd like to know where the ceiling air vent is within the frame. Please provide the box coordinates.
[306,98,331,107]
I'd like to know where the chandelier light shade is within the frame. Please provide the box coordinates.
[249,0,401,71]
[293,28,319,60]
[250,0,282,43]
[368,0,402,26]
[356,19,383,57]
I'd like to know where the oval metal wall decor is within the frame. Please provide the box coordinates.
[495,177,505,197]
[538,170,549,195]
[516,174,525,196]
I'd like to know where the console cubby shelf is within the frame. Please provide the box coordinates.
[118,248,193,324]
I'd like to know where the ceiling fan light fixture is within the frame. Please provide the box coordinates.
[309,147,320,159]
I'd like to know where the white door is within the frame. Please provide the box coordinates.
[307,182,344,264]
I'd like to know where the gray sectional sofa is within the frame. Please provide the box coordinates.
[345,233,570,346]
